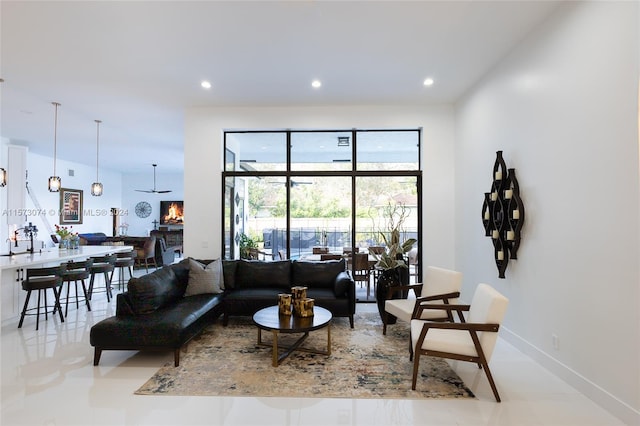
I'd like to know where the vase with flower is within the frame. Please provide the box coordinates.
[55,224,77,250]
[370,202,417,321]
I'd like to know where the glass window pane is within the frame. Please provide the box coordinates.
[243,176,286,260]
[291,131,352,171]
[289,176,352,259]
[356,130,419,171]
[355,176,418,253]
[225,132,287,172]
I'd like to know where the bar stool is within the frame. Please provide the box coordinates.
[88,254,116,302]
[18,265,66,330]
[110,249,136,291]
[61,259,93,317]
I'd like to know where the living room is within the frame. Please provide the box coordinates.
[0,1,638,425]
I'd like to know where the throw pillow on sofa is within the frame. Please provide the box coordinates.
[185,258,224,296]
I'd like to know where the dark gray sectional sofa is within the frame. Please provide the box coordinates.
[90,258,355,367]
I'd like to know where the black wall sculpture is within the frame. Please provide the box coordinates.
[481,151,525,278]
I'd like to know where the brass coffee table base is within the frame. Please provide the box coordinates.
[257,326,331,367]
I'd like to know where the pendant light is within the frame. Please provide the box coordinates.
[91,119,103,196]
[48,102,61,192]
[0,79,5,187]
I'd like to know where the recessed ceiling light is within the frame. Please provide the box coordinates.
[201,80,212,89]
[311,80,322,89]
[423,78,434,87]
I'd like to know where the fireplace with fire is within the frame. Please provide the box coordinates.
[160,201,184,225]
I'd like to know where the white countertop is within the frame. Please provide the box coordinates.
[0,245,134,270]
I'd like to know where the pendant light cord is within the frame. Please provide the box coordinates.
[52,102,60,175]
[95,119,101,181]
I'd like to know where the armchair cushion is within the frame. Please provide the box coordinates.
[387,290,462,323]
[410,321,478,358]
[386,299,416,323]
[185,258,224,296]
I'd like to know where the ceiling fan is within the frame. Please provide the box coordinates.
[135,164,172,193]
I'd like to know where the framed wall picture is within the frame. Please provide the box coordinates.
[60,188,83,224]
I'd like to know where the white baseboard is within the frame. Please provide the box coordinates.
[500,326,639,426]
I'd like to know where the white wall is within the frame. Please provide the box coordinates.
[120,171,184,236]
[184,105,457,269]
[455,2,639,423]
[22,151,123,246]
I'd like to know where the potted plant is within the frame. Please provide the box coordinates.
[239,232,258,259]
[371,202,417,320]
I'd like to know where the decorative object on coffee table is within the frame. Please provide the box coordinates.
[291,286,314,317]
[253,305,331,367]
[291,286,307,301]
[278,293,292,315]
[294,297,315,317]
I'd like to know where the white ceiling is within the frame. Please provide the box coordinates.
[0,0,560,174]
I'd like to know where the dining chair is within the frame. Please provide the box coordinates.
[352,253,372,297]
[135,236,158,272]
[409,283,509,402]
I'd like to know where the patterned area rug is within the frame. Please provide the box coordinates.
[135,312,475,399]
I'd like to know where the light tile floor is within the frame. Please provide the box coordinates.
[1,269,626,426]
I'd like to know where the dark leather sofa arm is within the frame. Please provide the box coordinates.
[334,271,356,313]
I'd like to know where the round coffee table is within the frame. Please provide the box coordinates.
[252,305,332,367]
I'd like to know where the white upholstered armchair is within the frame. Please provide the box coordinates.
[383,266,463,335]
[409,283,509,402]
